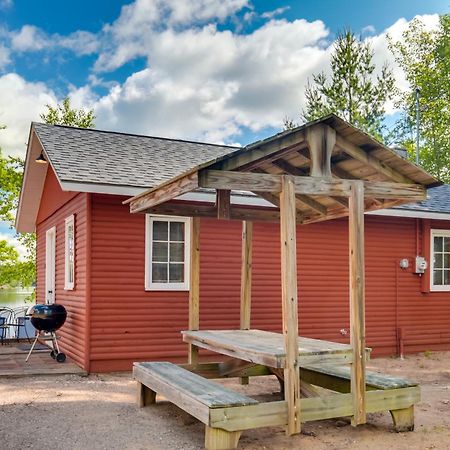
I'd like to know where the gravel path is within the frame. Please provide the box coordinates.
[1,352,450,450]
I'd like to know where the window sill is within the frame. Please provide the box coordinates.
[145,285,189,292]
[430,286,450,292]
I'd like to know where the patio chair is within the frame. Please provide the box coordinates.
[0,308,14,345]
[9,306,32,343]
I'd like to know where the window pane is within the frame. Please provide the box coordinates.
[170,222,184,241]
[170,242,184,262]
[444,237,450,253]
[152,263,168,283]
[435,253,443,268]
[444,253,450,270]
[152,242,168,262]
[153,221,168,241]
[434,270,443,285]
[444,270,450,285]
[169,263,184,282]
[434,236,443,252]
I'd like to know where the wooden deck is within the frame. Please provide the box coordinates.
[0,342,86,377]
[182,329,371,368]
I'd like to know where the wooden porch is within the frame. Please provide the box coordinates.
[0,342,86,377]
[126,115,437,449]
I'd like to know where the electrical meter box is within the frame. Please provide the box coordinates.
[415,256,428,274]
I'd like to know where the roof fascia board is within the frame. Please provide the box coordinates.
[368,208,450,221]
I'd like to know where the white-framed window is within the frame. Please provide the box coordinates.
[64,215,75,290]
[430,229,450,292]
[145,215,191,291]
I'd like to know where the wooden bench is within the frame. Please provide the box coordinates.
[301,364,420,431]
[133,362,258,450]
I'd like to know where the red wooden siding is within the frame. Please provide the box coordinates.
[36,168,89,369]
[89,194,450,372]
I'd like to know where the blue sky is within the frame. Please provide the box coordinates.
[0,0,447,248]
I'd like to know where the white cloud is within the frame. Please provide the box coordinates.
[0,73,57,156]
[10,25,99,56]
[89,17,330,142]
[11,25,48,51]
[0,43,10,68]
[0,5,442,160]
[261,6,290,20]
[361,24,376,35]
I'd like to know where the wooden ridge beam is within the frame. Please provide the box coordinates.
[199,170,427,201]
[335,134,415,184]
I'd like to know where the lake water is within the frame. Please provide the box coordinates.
[0,288,34,309]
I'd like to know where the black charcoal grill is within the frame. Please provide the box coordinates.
[25,304,67,363]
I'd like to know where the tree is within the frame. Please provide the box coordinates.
[389,14,450,182]
[285,30,396,141]
[0,240,35,288]
[40,97,95,128]
[0,97,95,288]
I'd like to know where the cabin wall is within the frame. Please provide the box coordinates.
[36,168,90,369]
[89,194,450,372]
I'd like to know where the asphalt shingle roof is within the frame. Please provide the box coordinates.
[33,123,450,214]
[34,123,240,189]
[395,185,450,214]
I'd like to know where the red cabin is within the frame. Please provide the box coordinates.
[16,116,450,373]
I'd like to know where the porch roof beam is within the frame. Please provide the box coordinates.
[199,170,427,201]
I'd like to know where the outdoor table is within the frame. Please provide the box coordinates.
[182,329,369,369]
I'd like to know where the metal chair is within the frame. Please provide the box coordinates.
[10,306,32,343]
[0,308,14,344]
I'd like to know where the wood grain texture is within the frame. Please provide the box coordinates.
[279,175,301,435]
[349,181,367,426]
[129,172,199,213]
[305,123,336,178]
[336,134,414,184]
[216,189,231,220]
[240,221,253,330]
[188,217,200,366]
[182,329,361,368]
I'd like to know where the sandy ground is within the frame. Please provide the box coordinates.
[1,352,450,450]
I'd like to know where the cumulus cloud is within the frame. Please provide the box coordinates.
[0,3,442,159]
[0,73,57,156]
[0,43,10,68]
[0,0,13,10]
[261,6,290,20]
[9,25,99,56]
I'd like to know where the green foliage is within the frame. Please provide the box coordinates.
[0,149,23,224]
[40,97,95,128]
[0,239,35,288]
[285,30,396,141]
[389,14,450,182]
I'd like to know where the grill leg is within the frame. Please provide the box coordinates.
[25,334,40,362]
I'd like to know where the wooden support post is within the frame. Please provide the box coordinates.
[240,221,253,330]
[349,181,366,426]
[279,175,301,435]
[216,189,231,220]
[205,427,242,450]
[137,381,156,407]
[188,217,200,366]
[239,220,253,385]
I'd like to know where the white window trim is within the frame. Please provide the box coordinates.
[64,215,75,290]
[145,215,191,291]
[430,229,450,292]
